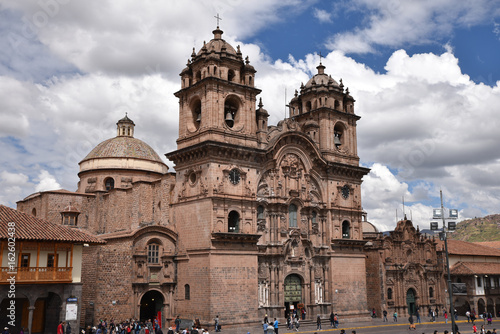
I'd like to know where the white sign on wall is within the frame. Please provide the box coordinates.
[66,304,78,321]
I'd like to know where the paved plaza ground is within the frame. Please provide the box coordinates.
[218,316,499,334]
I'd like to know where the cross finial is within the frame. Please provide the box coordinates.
[214,13,222,28]
[319,51,323,65]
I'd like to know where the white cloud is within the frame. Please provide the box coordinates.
[313,8,332,23]
[34,170,61,192]
[327,0,500,54]
[1,1,499,232]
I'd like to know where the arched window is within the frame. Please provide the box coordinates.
[257,206,264,220]
[185,284,190,300]
[228,210,240,233]
[228,69,235,82]
[147,243,159,264]
[224,97,239,128]
[289,204,298,227]
[387,288,393,300]
[305,101,312,113]
[342,220,350,239]
[312,211,317,225]
[429,287,434,298]
[196,71,201,82]
[105,177,114,191]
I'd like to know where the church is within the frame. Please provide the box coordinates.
[16,25,385,328]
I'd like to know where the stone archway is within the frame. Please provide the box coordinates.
[140,290,165,325]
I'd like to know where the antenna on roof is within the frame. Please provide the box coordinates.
[285,87,287,119]
[402,196,406,219]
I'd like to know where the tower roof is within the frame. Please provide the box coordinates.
[304,63,340,89]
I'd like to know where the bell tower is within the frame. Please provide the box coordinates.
[288,62,359,166]
[174,26,262,150]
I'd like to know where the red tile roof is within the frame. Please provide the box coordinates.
[474,241,500,250]
[0,205,104,244]
[436,239,500,257]
[451,261,500,275]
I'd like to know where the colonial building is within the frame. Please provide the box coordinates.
[16,26,371,329]
[364,218,445,318]
[437,239,500,316]
[0,205,103,334]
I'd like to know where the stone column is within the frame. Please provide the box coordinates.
[28,305,35,334]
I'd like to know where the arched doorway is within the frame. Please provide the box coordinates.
[478,298,486,314]
[140,290,164,324]
[284,274,302,318]
[406,289,417,315]
[487,298,494,315]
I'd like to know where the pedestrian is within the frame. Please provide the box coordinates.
[214,315,220,332]
[383,310,388,322]
[294,318,299,332]
[316,315,321,330]
[481,325,486,334]
[334,314,339,328]
[262,322,268,334]
[58,322,65,334]
[175,316,181,333]
[329,312,335,327]
[453,323,460,334]
[408,315,416,331]
[488,313,492,325]
[372,308,376,318]
[444,311,448,324]
[273,318,279,334]
[351,331,356,334]
[301,308,306,320]
[263,314,268,324]
[467,310,471,323]
[473,323,478,333]
[393,311,398,322]
[416,309,421,323]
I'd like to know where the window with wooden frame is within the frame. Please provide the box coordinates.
[47,254,58,267]
[20,253,30,267]
[147,244,159,264]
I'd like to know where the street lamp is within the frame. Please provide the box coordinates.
[430,190,458,333]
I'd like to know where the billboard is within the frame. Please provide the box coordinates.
[451,283,467,295]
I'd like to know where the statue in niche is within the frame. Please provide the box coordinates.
[257,219,266,232]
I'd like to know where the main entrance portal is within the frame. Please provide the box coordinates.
[284,274,302,318]
[140,290,164,324]
[406,289,416,316]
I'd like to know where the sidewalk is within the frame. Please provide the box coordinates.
[218,316,498,334]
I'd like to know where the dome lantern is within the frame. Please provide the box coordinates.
[117,113,135,137]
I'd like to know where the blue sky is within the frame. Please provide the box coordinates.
[1,0,499,231]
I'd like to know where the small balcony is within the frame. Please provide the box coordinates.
[0,267,72,283]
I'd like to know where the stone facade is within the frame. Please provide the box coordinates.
[364,218,445,318]
[16,26,372,328]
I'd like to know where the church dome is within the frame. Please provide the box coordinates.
[79,115,168,175]
[82,137,163,163]
[304,63,339,88]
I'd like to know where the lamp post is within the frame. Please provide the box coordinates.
[430,190,458,333]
